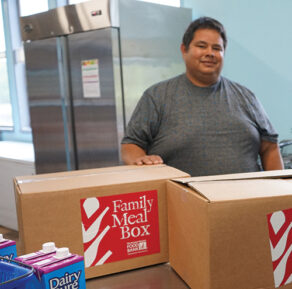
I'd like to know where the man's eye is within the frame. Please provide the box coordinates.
[213,46,223,51]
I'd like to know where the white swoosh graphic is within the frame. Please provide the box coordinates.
[83,198,100,218]
[270,211,286,234]
[96,250,112,265]
[84,225,110,268]
[82,207,109,243]
[274,244,292,287]
[270,222,292,262]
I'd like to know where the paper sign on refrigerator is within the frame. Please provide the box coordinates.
[81,59,101,98]
[80,190,161,268]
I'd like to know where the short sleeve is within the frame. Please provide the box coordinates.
[245,90,278,143]
[121,90,161,151]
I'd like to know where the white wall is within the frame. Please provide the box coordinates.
[181,0,292,141]
[0,142,35,230]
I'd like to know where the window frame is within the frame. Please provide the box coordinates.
[1,0,32,142]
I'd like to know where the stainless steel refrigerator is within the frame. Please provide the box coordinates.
[20,0,192,173]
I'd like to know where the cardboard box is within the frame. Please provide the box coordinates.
[14,165,189,279]
[167,169,292,289]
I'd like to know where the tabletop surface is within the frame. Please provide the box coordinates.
[86,263,190,289]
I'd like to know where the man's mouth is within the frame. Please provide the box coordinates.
[201,60,216,66]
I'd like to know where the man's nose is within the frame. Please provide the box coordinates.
[205,46,215,56]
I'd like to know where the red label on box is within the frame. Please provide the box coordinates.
[80,190,160,268]
[267,208,292,287]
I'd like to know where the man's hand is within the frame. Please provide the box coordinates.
[133,154,163,165]
[121,143,164,165]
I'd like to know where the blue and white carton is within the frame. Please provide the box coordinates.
[0,233,17,260]
[32,247,86,289]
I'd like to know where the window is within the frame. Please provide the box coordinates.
[281,143,292,157]
[68,0,88,4]
[69,0,180,7]
[0,0,49,142]
[19,0,48,16]
[138,0,180,7]
[0,1,12,128]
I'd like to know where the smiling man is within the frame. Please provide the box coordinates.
[181,27,224,87]
[121,17,283,176]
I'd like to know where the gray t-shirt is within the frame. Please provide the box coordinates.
[122,74,278,176]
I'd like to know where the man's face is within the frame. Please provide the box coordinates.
[181,28,225,86]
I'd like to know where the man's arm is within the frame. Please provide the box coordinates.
[121,143,163,165]
[259,140,284,170]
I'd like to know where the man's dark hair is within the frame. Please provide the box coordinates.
[182,17,227,50]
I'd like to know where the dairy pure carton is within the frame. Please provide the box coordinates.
[32,247,86,289]
[15,242,57,264]
[14,165,189,279]
[0,233,17,259]
[167,169,292,289]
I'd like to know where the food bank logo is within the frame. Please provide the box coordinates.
[127,240,148,255]
[80,190,160,268]
[267,208,292,287]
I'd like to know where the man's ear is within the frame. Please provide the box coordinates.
[180,43,187,55]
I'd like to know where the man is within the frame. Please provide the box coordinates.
[121,17,283,176]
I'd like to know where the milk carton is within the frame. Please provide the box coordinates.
[33,247,86,289]
[0,233,17,260]
[15,242,57,264]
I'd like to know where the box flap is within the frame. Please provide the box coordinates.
[15,165,189,194]
[173,169,292,184]
[185,179,292,202]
